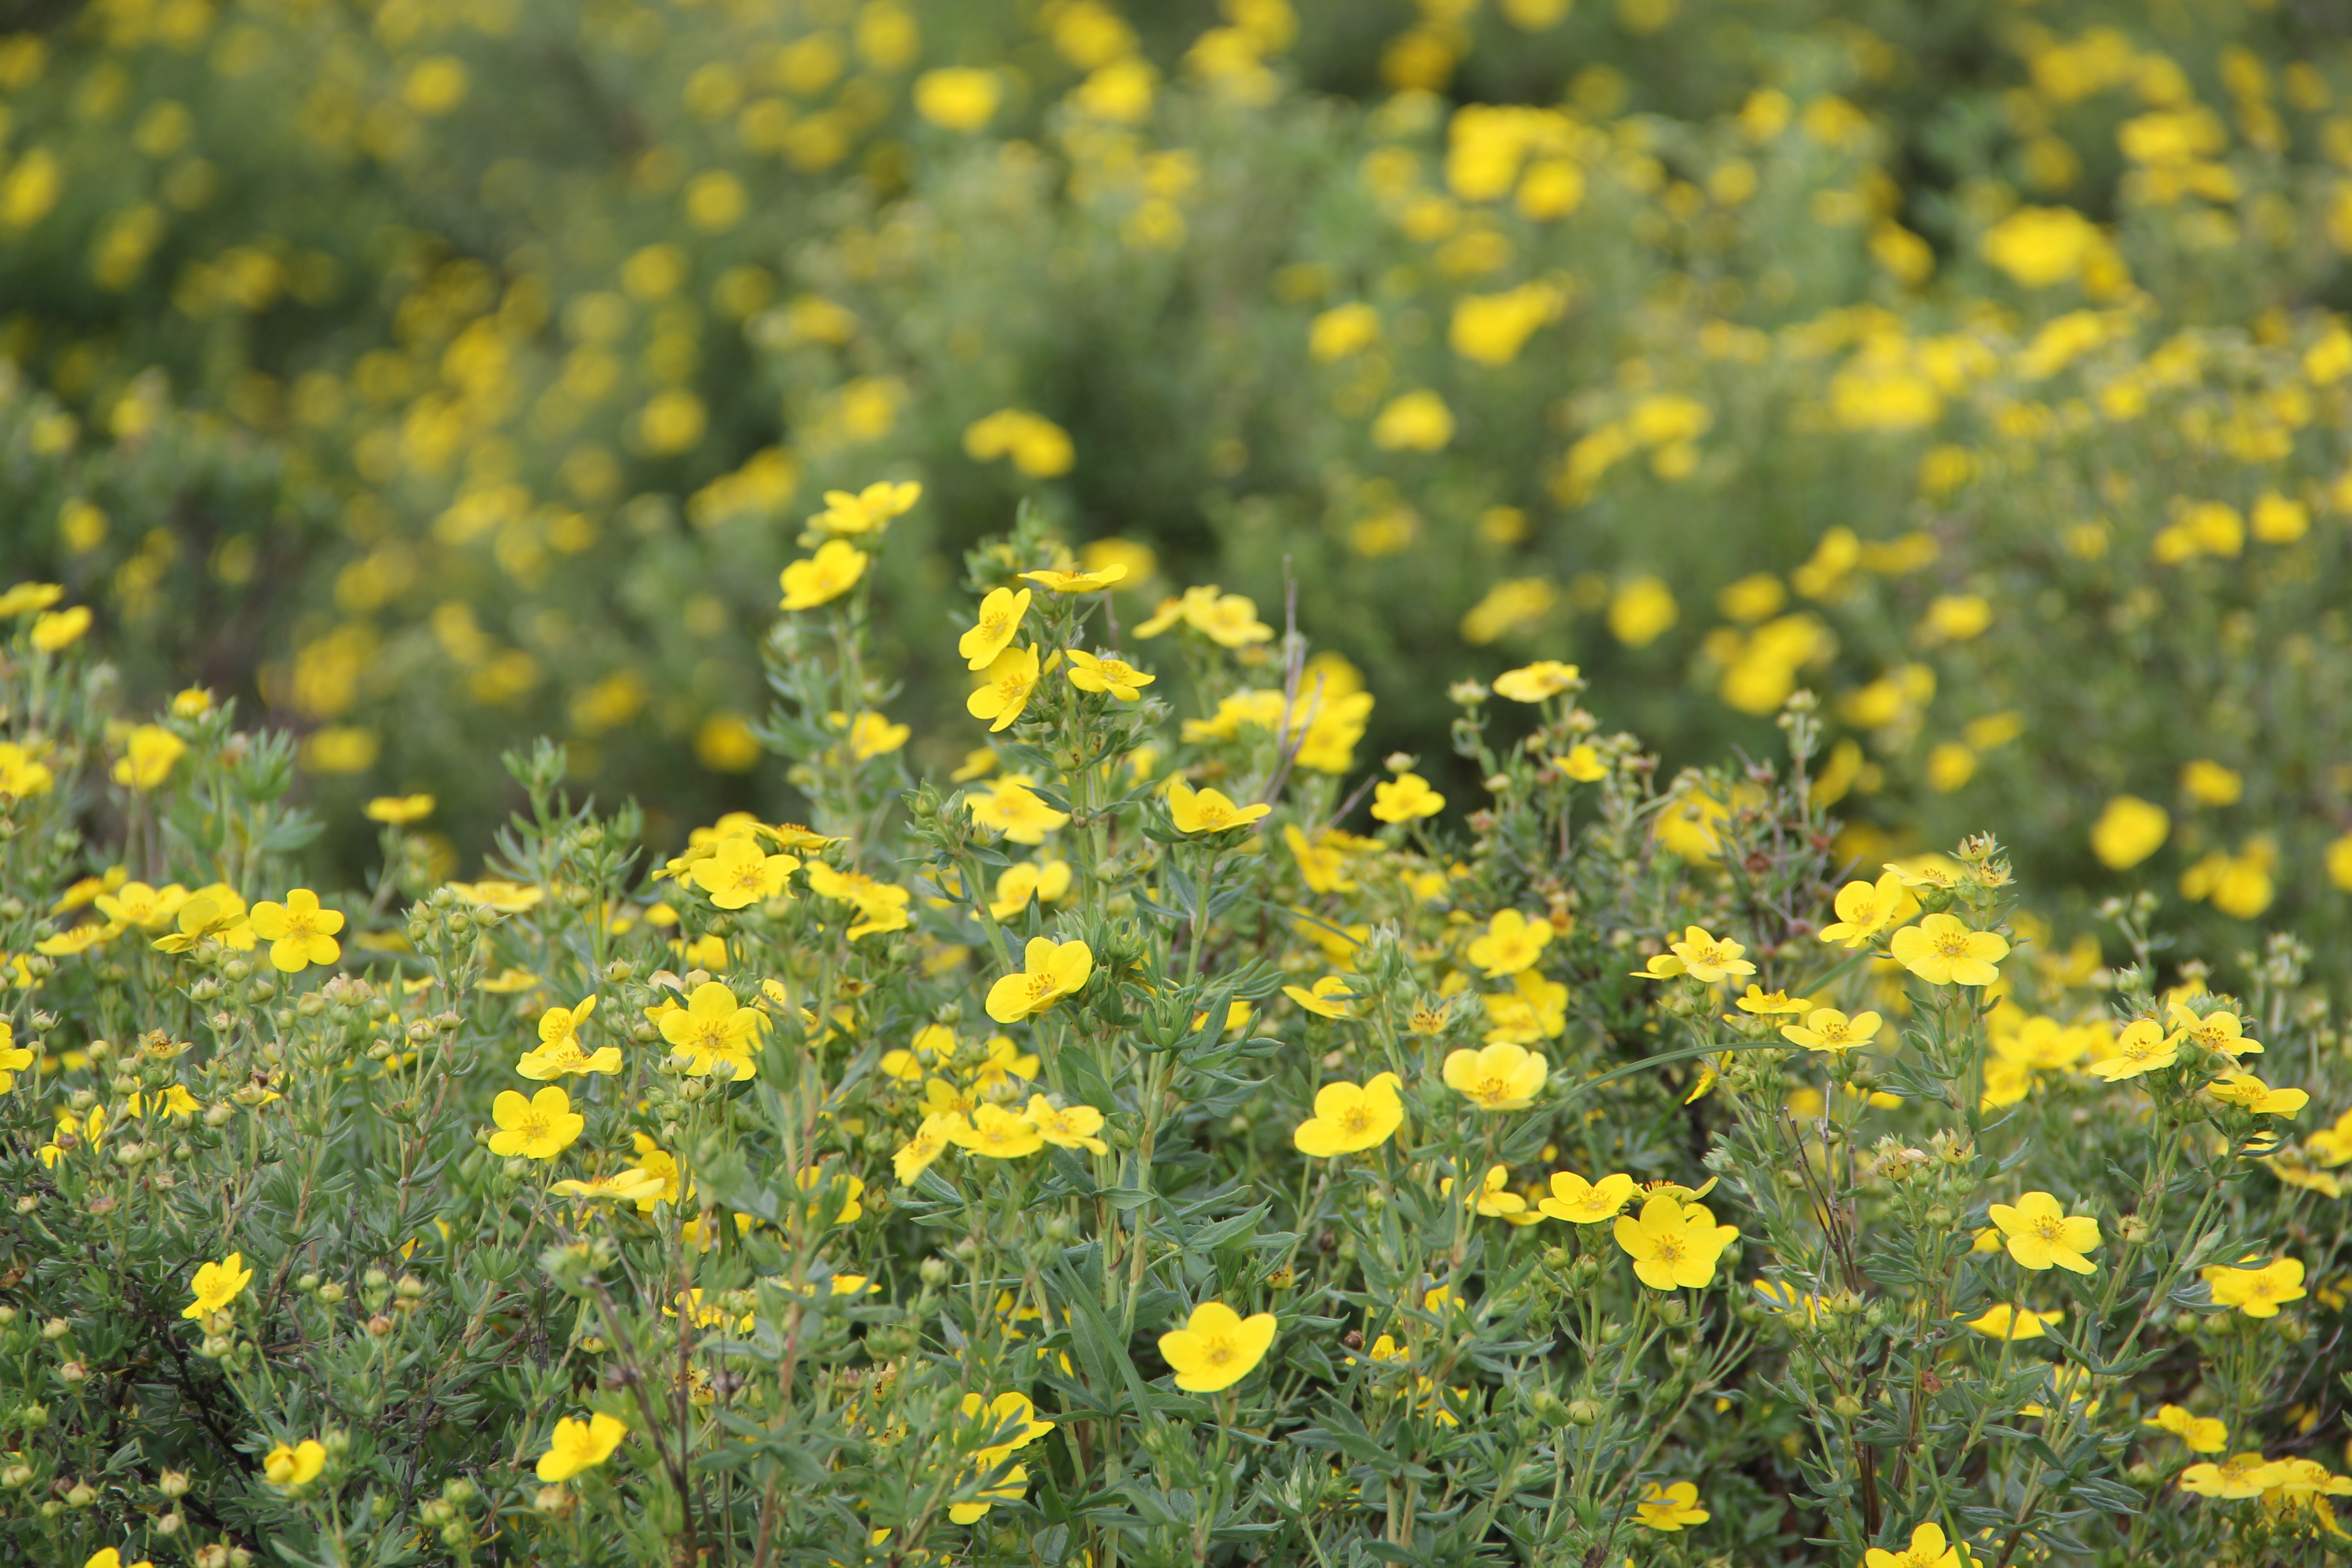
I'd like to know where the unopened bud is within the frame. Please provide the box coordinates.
[159,1469,190,1497]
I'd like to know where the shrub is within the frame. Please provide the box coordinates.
[3,510,2347,1566]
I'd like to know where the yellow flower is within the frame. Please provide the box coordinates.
[1863,1522,1962,1568]
[263,1439,327,1491]
[1166,779,1269,834]
[1490,660,1580,703]
[778,539,868,610]
[2203,1255,2306,1318]
[2087,1019,2178,1081]
[0,740,55,798]
[962,1390,1056,1466]
[808,480,921,536]
[1282,975,1355,1019]
[959,587,1032,668]
[2308,1107,2352,1167]
[1370,772,1445,823]
[2208,1073,2308,1118]
[1613,1193,1738,1289]
[804,862,912,939]
[487,1086,585,1160]
[989,858,1073,918]
[551,1169,668,1203]
[30,604,93,651]
[535,1412,627,1482]
[83,1552,152,1568]
[1633,1480,1709,1532]
[0,581,64,617]
[1063,647,1152,699]
[1986,1191,2101,1274]
[1019,564,1129,594]
[1537,1171,1636,1224]
[1292,1073,1404,1157]
[2170,1000,2261,1056]
[690,836,799,909]
[1960,1303,2062,1340]
[1157,1300,1277,1392]
[967,645,1042,732]
[1781,1008,1881,1053]
[364,793,436,824]
[519,995,623,1078]
[2145,1404,2228,1453]
[1442,1042,1547,1111]
[1888,914,2008,987]
[1732,985,1809,1016]
[1023,1094,1109,1154]
[951,1102,1045,1158]
[182,1251,253,1319]
[1465,909,1550,977]
[111,723,186,790]
[248,888,344,974]
[914,66,1000,129]
[893,1113,962,1184]
[966,775,1071,843]
[2179,1453,2286,1499]
[1666,926,1755,983]
[93,882,188,931]
[2090,795,2170,869]
[846,710,909,760]
[659,981,766,1081]
[796,1165,865,1223]
[1556,743,1608,781]
[1816,872,1917,948]
[984,936,1094,1023]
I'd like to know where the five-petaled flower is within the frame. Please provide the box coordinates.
[1370,771,1445,823]
[1442,1042,1547,1111]
[488,1086,585,1160]
[1465,909,1551,977]
[1666,926,1755,983]
[1817,872,1917,948]
[985,936,1094,1024]
[1986,1190,2101,1273]
[1065,647,1155,700]
[1862,1522,1963,1568]
[1490,660,1580,703]
[1292,1073,1404,1157]
[779,539,868,610]
[1613,1194,1738,1289]
[183,1251,253,1319]
[264,1439,327,1491]
[1633,1480,1709,1532]
[249,888,344,974]
[536,1411,628,1482]
[691,836,798,909]
[660,981,766,1081]
[1538,1171,1636,1224]
[967,645,1042,733]
[1158,1300,1277,1392]
[1889,913,2008,987]
[1282,975,1355,1019]
[2203,1254,2305,1317]
[959,587,1032,668]
[1781,1008,1881,1053]
[1166,778,1269,834]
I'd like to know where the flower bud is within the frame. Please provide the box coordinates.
[58,1362,87,1384]
[363,1268,389,1289]
[2118,1214,2151,1244]
[41,1317,69,1340]
[19,1402,46,1429]
[0,1464,29,1487]
[443,1477,476,1506]
[318,1282,346,1305]
[159,1469,191,1497]
[1566,1397,1603,1426]
[1831,1393,1866,1418]
[158,1510,185,1535]
[367,1313,394,1338]
[65,1480,97,1507]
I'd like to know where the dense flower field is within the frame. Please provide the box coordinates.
[6,0,2352,1564]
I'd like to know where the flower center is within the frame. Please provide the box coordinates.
[1934,931,1971,958]
[1474,1076,1510,1102]
[1338,1106,1372,1135]
[1201,1334,1234,1366]
[518,1112,551,1140]
[1651,1234,1687,1264]
[2031,1216,2064,1241]
[1025,973,1059,1002]
[1196,802,1233,828]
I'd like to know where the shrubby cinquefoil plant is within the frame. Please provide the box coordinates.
[2,495,2348,1566]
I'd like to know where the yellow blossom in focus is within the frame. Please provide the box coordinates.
[1157,1301,1277,1392]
